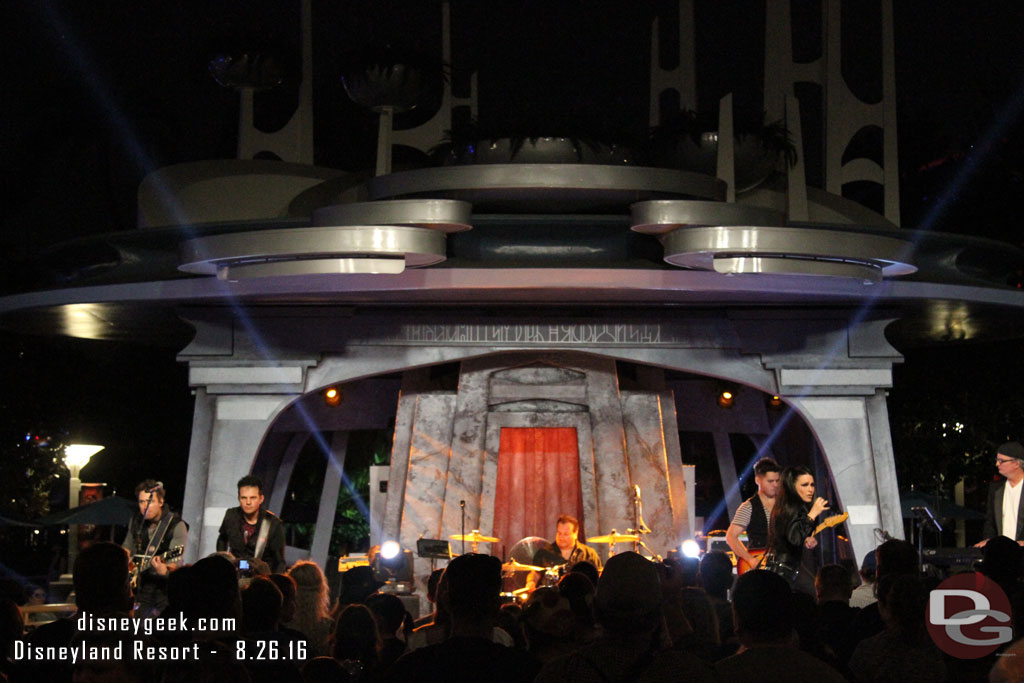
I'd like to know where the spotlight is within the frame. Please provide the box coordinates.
[323,387,342,406]
[370,542,414,588]
[380,540,401,560]
[681,539,702,559]
[717,390,734,408]
[768,395,783,409]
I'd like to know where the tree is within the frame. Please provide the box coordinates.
[0,430,67,518]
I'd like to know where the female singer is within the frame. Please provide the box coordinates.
[765,465,829,590]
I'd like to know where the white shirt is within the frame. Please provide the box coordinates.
[1002,478,1024,540]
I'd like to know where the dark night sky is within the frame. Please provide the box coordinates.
[0,1,1023,510]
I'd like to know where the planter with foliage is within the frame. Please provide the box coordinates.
[340,45,446,113]
[649,110,797,192]
[432,120,635,166]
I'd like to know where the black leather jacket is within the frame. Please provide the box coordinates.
[770,503,815,572]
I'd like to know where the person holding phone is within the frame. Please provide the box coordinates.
[217,475,287,573]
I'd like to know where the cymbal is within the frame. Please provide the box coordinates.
[587,532,640,544]
[450,531,500,543]
[501,559,545,572]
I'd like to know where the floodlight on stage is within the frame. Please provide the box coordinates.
[370,542,414,584]
[768,395,783,409]
[380,540,401,560]
[681,539,702,559]
[717,391,734,408]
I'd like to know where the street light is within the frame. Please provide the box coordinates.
[64,444,104,571]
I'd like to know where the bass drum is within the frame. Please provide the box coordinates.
[503,536,550,592]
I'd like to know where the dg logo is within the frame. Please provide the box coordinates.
[927,573,1013,658]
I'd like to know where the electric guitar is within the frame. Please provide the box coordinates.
[130,545,183,589]
[736,512,849,574]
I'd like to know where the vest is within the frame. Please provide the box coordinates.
[129,511,180,557]
[746,494,770,550]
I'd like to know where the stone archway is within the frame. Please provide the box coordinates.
[180,312,902,577]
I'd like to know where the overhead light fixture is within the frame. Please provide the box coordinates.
[323,387,342,406]
[717,390,734,408]
[768,395,783,409]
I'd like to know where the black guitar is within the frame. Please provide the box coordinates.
[130,545,183,589]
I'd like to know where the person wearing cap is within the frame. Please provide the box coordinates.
[122,479,187,616]
[849,550,877,608]
[977,441,1024,548]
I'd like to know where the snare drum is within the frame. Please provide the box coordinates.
[539,565,564,588]
[499,588,529,606]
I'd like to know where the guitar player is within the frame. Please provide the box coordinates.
[122,479,187,617]
[726,458,781,573]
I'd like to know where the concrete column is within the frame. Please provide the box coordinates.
[310,431,347,570]
[268,432,311,515]
[181,388,214,565]
[713,432,742,520]
[190,394,293,559]
[864,389,904,538]
[790,394,897,566]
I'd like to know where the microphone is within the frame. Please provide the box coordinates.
[146,482,163,493]
[460,500,465,509]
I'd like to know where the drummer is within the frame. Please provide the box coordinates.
[525,515,602,592]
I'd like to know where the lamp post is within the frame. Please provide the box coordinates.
[64,444,104,572]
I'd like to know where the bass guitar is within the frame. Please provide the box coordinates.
[736,512,849,574]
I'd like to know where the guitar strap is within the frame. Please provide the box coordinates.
[141,514,175,572]
[253,516,271,561]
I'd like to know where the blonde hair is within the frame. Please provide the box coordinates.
[287,560,332,621]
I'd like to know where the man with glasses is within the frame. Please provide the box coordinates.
[977,441,1024,547]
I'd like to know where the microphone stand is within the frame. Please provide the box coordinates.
[632,485,653,556]
[911,505,942,568]
[138,496,154,561]
[460,500,466,555]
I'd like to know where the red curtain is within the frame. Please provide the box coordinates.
[493,427,583,558]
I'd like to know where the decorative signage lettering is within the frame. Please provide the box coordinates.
[368,323,677,347]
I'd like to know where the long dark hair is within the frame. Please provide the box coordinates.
[768,465,814,550]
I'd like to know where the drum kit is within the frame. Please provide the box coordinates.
[445,528,657,603]
[443,487,660,603]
